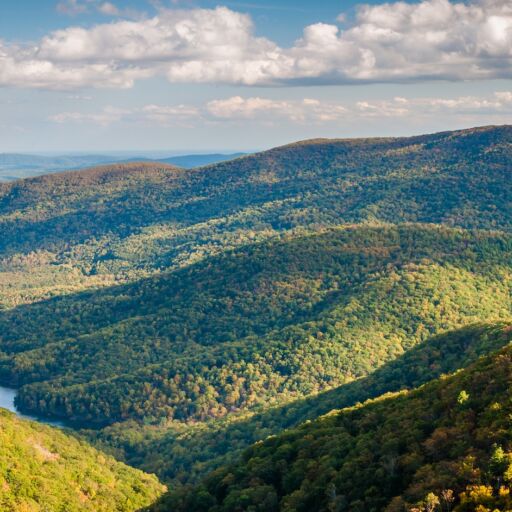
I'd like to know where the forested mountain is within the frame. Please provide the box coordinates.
[1,224,510,428]
[0,125,511,510]
[0,152,245,182]
[1,125,510,309]
[161,153,246,169]
[0,409,164,511]
[94,323,512,486]
[0,153,123,182]
[149,324,512,512]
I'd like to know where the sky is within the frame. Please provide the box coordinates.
[1,0,512,153]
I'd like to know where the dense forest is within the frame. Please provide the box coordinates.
[91,323,512,486]
[0,224,510,427]
[149,325,512,512]
[0,409,164,511]
[0,126,510,309]
[0,126,512,510]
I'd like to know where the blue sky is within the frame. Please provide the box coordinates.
[1,0,512,153]
[0,0,377,42]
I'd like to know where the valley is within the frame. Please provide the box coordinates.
[0,125,511,511]
[3,0,512,508]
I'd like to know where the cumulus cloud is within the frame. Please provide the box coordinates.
[208,92,512,121]
[207,97,347,122]
[49,91,512,126]
[16,0,511,90]
[0,41,151,89]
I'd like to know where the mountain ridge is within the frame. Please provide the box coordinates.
[0,152,248,182]
[93,322,512,486]
[148,323,512,511]
[0,125,511,510]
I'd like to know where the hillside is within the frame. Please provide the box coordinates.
[0,224,510,428]
[0,152,246,182]
[161,153,246,169]
[149,325,512,512]
[0,153,124,182]
[0,408,164,511]
[0,125,510,308]
[0,126,511,509]
[93,323,512,485]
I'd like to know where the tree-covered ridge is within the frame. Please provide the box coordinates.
[0,408,164,511]
[0,125,510,307]
[0,224,510,429]
[149,324,512,512]
[0,126,511,510]
[93,323,512,486]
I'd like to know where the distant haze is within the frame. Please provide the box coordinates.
[0,152,247,181]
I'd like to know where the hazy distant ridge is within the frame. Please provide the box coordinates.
[0,152,246,181]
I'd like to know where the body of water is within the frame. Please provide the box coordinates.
[0,385,64,428]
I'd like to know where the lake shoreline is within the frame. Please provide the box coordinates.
[0,385,65,428]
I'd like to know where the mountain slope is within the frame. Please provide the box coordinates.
[1,125,510,308]
[0,409,164,511]
[0,224,510,427]
[0,153,125,182]
[94,323,512,486]
[150,324,512,512]
[0,152,246,182]
[0,126,511,508]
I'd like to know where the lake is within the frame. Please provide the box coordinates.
[0,384,64,428]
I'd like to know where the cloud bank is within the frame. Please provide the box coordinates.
[4,0,512,89]
[49,91,512,126]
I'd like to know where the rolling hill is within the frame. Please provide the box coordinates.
[0,153,123,181]
[0,224,510,428]
[0,152,245,182]
[161,153,246,168]
[0,125,511,509]
[149,324,512,512]
[94,323,512,486]
[0,125,510,309]
[0,408,164,511]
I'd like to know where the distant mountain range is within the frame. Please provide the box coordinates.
[0,152,246,181]
[160,152,245,168]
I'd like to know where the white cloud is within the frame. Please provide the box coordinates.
[97,2,119,16]
[19,0,512,90]
[96,2,144,19]
[207,96,347,122]
[56,0,143,19]
[141,104,201,124]
[355,100,410,117]
[50,104,202,126]
[0,41,151,89]
[50,91,512,127]
[50,106,130,125]
[354,91,512,117]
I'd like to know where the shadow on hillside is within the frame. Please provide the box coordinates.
[104,322,512,484]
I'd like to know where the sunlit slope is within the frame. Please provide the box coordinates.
[149,324,512,512]
[95,323,512,486]
[0,224,510,427]
[0,409,164,512]
[0,125,510,307]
